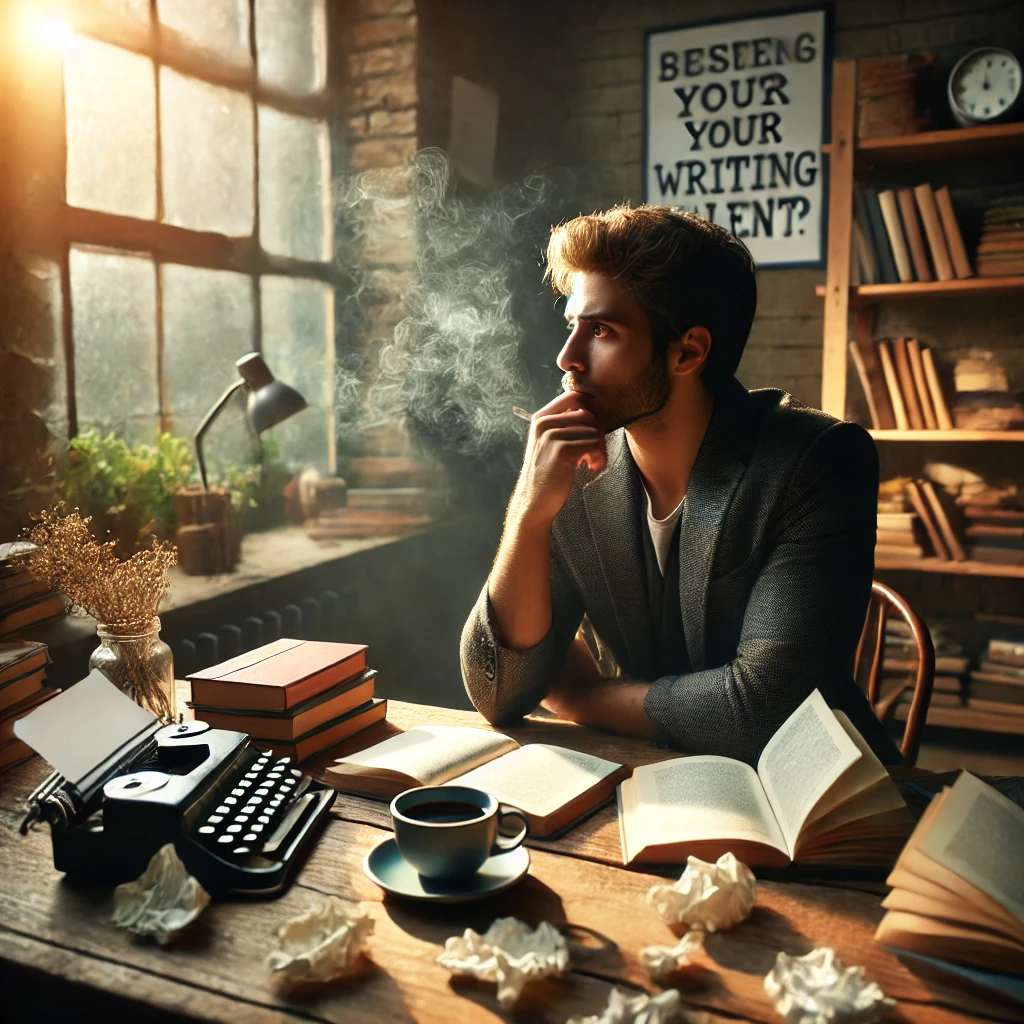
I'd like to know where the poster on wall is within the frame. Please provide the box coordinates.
[645,7,829,267]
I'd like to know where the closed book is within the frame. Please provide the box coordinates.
[973,668,1024,686]
[0,686,59,744]
[907,339,937,429]
[966,524,1024,540]
[919,480,965,561]
[0,668,47,714]
[188,638,369,711]
[852,217,878,284]
[878,341,910,430]
[876,543,925,559]
[885,656,967,674]
[892,339,925,429]
[877,529,919,545]
[191,669,377,741]
[0,641,49,685]
[850,340,896,429]
[963,507,1024,524]
[877,513,917,529]
[970,546,1024,566]
[965,698,1024,715]
[864,189,900,283]
[0,577,48,609]
[897,187,933,281]
[989,640,1024,665]
[878,190,914,282]
[905,480,951,561]
[968,682,1024,705]
[913,184,954,281]
[921,348,954,430]
[251,698,388,762]
[934,186,973,279]
[0,593,66,637]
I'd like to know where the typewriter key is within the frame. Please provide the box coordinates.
[207,815,224,824]
[223,796,238,805]
[238,780,252,788]
[235,814,249,823]
[245,771,260,779]
[217,835,234,844]
[216,804,230,814]
[243,833,258,843]
[226,824,243,833]
[198,826,215,834]
[256,787,270,796]
[258,814,271,823]
[233,846,251,855]
[250,823,265,833]
[231,788,244,796]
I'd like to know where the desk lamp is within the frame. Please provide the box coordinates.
[194,352,307,489]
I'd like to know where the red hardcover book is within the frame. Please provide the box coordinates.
[188,638,369,711]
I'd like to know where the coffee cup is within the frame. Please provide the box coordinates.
[390,785,529,880]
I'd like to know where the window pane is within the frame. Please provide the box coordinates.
[260,276,334,473]
[258,108,331,261]
[162,265,255,470]
[157,0,250,66]
[64,37,156,219]
[255,0,326,96]
[70,248,159,442]
[161,69,254,236]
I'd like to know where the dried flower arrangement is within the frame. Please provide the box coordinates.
[24,506,178,721]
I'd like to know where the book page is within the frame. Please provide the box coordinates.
[625,756,788,856]
[916,772,1024,925]
[450,743,622,819]
[329,725,518,786]
[756,690,861,855]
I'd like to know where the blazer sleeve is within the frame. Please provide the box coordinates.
[643,421,879,765]
[460,536,585,724]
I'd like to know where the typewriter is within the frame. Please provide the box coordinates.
[17,671,336,896]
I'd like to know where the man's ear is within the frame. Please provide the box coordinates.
[669,326,711,377]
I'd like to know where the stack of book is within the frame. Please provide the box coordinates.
[883,620,966,713]
[965,639,1024,715]
[856,53,936,140]
[875,478,964,563]
[951,350,1024,432]
[875,772,1024,1017]
[849,336,953,432]
[188,638,386,762]
[976,196,1024,278]
[876,509,926,559]
[0,640,58,773]
[0,542,66,638]
[852,184,971,286]
[958,491,1024,566]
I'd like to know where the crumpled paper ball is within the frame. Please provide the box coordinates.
[567,987,683,1024]
[437,917,569,1008]
[647,853,756,932]
[267,898,374,988]
[764,948,895,1024]
[639,931,703,979]
[111,843,210,945]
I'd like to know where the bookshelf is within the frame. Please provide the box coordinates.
[893,702,1024,736]
[815,276,1024,304]
[874,557,1024,579]
[820,120,1024,165]
[867,430,1024,442]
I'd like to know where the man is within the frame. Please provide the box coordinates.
[460,204,900,766]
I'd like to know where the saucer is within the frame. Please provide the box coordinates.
[363,838,530,903]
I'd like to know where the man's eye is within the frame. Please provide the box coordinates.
[592,322,609,337]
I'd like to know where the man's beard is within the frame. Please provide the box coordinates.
[597,358,672,431]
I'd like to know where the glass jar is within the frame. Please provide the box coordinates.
[89,616,176,724]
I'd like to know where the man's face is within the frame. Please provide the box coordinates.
[557,271,671,431]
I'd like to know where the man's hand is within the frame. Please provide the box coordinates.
[509,392,606,528]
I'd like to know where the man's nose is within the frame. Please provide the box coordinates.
[556,326,587,373]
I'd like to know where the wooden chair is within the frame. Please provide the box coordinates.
[854,581,935,766]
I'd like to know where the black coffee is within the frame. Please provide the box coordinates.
[406,801,486,823]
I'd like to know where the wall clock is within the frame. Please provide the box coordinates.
[948,47,1022,127]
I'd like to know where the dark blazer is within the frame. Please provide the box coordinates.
[460,379,902,766]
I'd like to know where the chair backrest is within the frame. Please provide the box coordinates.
[853,581,935,766]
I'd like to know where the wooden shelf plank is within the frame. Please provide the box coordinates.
[821,121,1024,163]
[894,702,1024,735]
[868,429,1024,442]
[875,556,1024,579]
[815,276,1024,302]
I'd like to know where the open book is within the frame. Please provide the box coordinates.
[618,689,912,868]
[875,771,1024,978]
[327,725,629,837]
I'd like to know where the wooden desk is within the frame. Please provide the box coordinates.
[0,700,1005,1023]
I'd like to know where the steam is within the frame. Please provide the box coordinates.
[335,150,569,474]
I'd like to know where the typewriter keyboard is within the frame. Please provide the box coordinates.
[190,754,310,859]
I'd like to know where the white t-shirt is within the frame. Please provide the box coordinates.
[643,487,685,577]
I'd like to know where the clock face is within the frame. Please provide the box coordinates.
[950,48,1021,122]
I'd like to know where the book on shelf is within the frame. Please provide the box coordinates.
[964,507,1024,524]
[189,668,378,741]
[876,543,925,559]
[617,689,911,869]
[855,53,936,139]
[878,190,914,283]
[885,655,968,674]
[897,187,933,282]
[875,772,1024,977]
[851,217,878,285]
[913,183,955,282]
[965,524,1024,542]
[862,188,900,284]
[966,698,1024,715]
[877,341,910,430]
[973,669,1024,688]
[920,348,954,430]
[905,480,952,561]
[849,341,895,430]
[891,338,925,429]
[918,480,966,562]
[967,680,1024,707]
[970,546,1024,566]
[906,339,937,430]
[187,638,368,712]
[877,512,917,530]
[976,197,1024,278]
[876,528,920,546]
[328,725,630,838]
[988,639,1024,667]
[933,187,973,280]
[251,698,388,762]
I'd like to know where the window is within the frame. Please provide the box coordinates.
[58,0,335,473]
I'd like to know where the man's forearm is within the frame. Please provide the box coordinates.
[543,678,654,738]
[487,511,555,651]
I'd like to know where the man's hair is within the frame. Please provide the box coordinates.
[545,204,757,392]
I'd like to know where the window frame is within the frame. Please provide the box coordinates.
[58,0,341,450]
